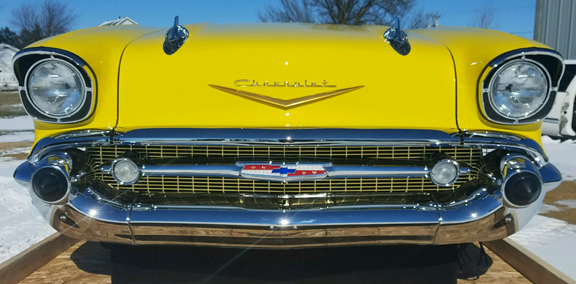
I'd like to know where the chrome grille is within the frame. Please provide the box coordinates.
[86,145,481,195]
[87,145,482,164]
[96,174,473,194]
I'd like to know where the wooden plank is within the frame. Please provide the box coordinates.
[20,241,531,284]
[485,238,576,284]
[0,233,78,284]
[458,244,531,284]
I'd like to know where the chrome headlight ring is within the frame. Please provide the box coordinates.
[480,49,564,125]
[487,59,549,119]
[14,48,95,124]
[25,58,88,119]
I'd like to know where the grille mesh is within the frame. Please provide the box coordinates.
[87,145,481,164]
[86,145,482,195]
[96,174,472,194]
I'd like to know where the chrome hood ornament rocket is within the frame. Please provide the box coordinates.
[383,17,411,56]
[163,16,189,55]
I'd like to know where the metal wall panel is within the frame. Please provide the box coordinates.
[535,0,576,59]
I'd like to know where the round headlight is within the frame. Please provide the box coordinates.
[430,159,460,186]
[111,158,141,185]
[488,60,548,119]
[27,59,86,118]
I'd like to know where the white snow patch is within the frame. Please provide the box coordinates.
[0,159,55,264]
[0,116,34,131]
[511,216,576,250]
[0,146,31,160]
[511,215,576,280]
[542,137,576,180]
[539,203,563,214]
[555,199,576,209]
[0,131,34,143]
[541,135,563,144]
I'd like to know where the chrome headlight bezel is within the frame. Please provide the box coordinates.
[25,58,88,119]
[480,49,564,125]
[13,48,95,124]
[486,59,549,120]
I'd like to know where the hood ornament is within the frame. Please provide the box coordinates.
[383,17,411,56]
[163,16,189,55]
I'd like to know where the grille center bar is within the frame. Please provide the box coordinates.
[100,162,472,182]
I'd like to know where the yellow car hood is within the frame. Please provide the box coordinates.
[116,23,457,132]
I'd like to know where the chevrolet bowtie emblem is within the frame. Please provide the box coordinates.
[209,85,364,109]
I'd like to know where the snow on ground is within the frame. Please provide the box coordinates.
[510,215,576,280]
[542,135,576,180]
[0,158,55,264]
[0,130,34,143]
[0,116,34,131]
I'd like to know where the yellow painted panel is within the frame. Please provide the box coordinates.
[24,24,555,149]
[116,23,457,133]
[413,27,553,145]
[26,26,162,143]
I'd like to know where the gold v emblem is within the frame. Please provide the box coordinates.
[209,85,364,109]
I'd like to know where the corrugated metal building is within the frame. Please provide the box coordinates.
[535,0,576,59]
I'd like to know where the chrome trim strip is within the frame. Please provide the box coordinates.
[29,129,461,163]
[461,131,522,141]
[101,164,243,177]
[13,48,90,67]
[460,133,549,167]
[54,130,116,139]
[28,135,112,164]
[113,128,462,145]
[326,165,428,177]
[99,163,472,181]
[28,129,551,169]
[487,48,564,77]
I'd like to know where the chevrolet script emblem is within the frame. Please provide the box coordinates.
[238,163,328,182]
[209,84,364,109]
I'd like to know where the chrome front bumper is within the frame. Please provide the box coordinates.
[14,129,563,247]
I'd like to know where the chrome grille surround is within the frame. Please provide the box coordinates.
[14,129,563,247]
[23,128,552,207]
[86,145,481,196]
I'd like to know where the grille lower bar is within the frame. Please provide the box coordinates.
[96,174,472,194]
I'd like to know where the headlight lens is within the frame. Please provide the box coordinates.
[27,59,85,118]
[112,158,141,185]
[429,159,460,186]
[488,60,548,119]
